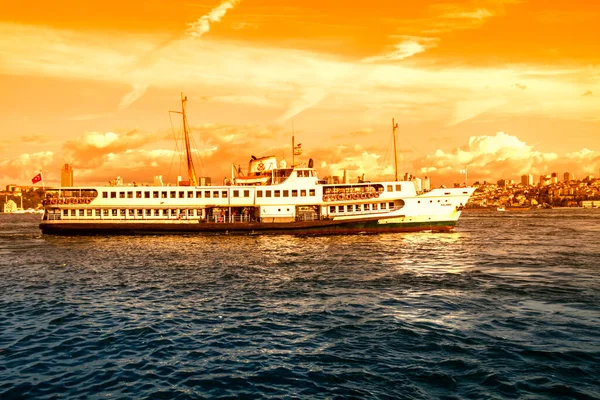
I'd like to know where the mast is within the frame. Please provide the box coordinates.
[392,118,399,181]
[180,93,198,186]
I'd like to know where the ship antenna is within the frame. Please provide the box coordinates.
[392,118,399,181]
[170,92,198,186]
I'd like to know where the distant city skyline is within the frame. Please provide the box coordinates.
[1,1,599,188]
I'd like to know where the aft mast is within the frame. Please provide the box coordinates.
[392,118,399,181]
[173,92,198,186]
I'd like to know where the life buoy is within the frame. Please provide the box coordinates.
[338,194,344,201]
[360,193,367,199]
[352,193,359,200]
[85,198,91,204]
[375,192,380,198]
[51,198,57,205]
[257,162,265,171]
[323,196,328,202]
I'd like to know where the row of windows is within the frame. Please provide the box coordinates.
[59,209,202,217]
[329,202,394,213]
[101,189,252,199]
[257,189,316,198]
[387,184,402,192]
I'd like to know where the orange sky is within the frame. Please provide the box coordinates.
[1,0,599,188]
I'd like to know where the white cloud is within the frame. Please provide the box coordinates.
[362,37,439,63]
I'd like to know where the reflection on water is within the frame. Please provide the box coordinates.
[0,211,599,399]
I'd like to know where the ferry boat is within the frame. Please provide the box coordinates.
[39,94,475,235]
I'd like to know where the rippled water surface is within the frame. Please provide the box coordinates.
[1,210,599,399]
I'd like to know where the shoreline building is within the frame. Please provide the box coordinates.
[564,172,575,182]
[61,164,73,187]
[521,174,534,186]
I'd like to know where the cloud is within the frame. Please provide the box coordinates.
[118,83,150,110]
[21,134,51,144]
[582,90,593,96]
[515,83,527,90]
[62,129,164,169]
[411,132,600,184]
[362,37,439,63]
[0,151,55,182]
[275,87,328,123]
[186,0,241,38]
[118,0,242,109]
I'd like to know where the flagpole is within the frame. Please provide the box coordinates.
[41,170,45,191]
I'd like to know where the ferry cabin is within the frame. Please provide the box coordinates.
[41,166,472,229]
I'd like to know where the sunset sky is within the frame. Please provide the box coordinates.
[1,0,599,188]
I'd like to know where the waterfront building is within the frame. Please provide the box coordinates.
[564,172,575,182]
[61,164,73,187]
[521,174,534,186]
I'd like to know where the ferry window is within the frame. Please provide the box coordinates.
[395,184,401,191]
[144,192,150,199]
[171,209,177,216]
[205,191,211,198]
[103,209,109,216]
[63,210,69,217]
[153,191,158,198]
[222,191,227,198]
[346,205,352,212]
[300,190,307,197]
[179,191,184,198]
[244,190,250,197]
[102,192,108,198]
[329,206,336,213]
[137,209,143,216]
[283,190,289,197]
[309,189,315,196]
[291,190,298,197]
[154,209,160,216]
[170,191,176,198]
[381,203,387,209]
[119,209,125,216]
[69,209,75,217]
[119,192,124,198]
[233,190,239,197]
[111,192,116,199]
[138,191,143,198]
[338,206,344,212]
[387,185,393,192]
[364,204,370,211]
[389,202,394,209]
[127,192,133,198]
[355,205,360,212]
[146,209,152,216]
[188,191,193,198]
[79,209,84,216]
[94,209,100,216]
[196,191,202,198]
[161,191,167,198]
[266,191,272,198]
[213,191,219,198]
[257,191,263,198]
[112,210,118,217]
[373,203,378,210]
[274,190,281,197]
[128,209,134,216]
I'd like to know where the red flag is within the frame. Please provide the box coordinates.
[31,173,42,184]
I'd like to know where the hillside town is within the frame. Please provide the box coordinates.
[465,172,600,209]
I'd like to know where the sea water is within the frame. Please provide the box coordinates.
[1,210,599,399]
